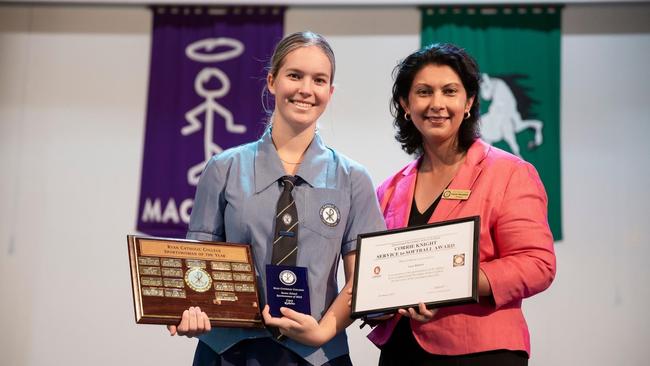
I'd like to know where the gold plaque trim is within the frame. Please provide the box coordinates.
[141,277,163,287]
[162,267,184,277]
[211,261,232,271]
[164,288,187,298]
[161,258,183,267]
[214,292,238,302]
[235,283,256,293]
[142,287,165,297]
[231,263,252,272]
[215,282,235,291]
[212,271,233,281]
[163,278,185,288]
[140,266,162,276]
[138,257,160,266]
[233,273,254,282]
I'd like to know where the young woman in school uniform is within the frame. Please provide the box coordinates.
[168,31,385,366]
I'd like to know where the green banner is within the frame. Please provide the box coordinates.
[422,6,563,241]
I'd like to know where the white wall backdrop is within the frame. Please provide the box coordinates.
[1,3,649,366]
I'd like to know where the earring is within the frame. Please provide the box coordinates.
[464,111,471,120]
[404,112,411,121]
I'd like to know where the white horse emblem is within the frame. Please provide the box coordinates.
[480,73,543,157]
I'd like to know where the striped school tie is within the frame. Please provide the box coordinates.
[272,176,298,266]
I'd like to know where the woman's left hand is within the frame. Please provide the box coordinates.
[397,302,437,323]
[262,305,331,347]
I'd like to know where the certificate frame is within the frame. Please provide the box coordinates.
[127,235,264,328]
[351,216,480,319]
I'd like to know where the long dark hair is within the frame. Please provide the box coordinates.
[391,43,481,156]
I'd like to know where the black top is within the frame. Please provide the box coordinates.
[408,194,441,227]
[382,193,527,363]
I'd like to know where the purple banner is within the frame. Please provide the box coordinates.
[137,6,285,238]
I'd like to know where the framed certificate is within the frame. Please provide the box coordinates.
[351,216,480,318]
[127,235,263,328]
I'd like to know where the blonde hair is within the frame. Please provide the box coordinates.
[268,31,335,83]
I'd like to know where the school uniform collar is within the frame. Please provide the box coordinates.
[254,128,331,193]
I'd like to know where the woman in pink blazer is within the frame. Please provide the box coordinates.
[367,44,556,366]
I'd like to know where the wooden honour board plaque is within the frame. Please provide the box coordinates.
[127,235,263,328]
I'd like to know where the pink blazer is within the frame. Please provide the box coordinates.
[368,139,556,356]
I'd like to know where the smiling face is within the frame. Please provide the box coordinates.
[267,45,334,131]
[400,63,474,150]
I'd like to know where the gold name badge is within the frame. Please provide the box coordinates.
[442,189,471,200]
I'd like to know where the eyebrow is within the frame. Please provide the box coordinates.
[413,82,462,88]
[285,68,331,79]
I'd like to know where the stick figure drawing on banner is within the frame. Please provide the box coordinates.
[182,38,247,185]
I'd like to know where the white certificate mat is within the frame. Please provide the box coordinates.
[351,216,479,318]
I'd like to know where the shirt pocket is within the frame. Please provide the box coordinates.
[301,188,350,240]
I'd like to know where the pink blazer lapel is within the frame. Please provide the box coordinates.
[384,159,419,229]
[429,140,490,223]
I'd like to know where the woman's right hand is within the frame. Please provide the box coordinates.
[167,306,211,337]
[397,303,437,323]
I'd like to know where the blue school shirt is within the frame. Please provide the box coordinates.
[187,128,386,365]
